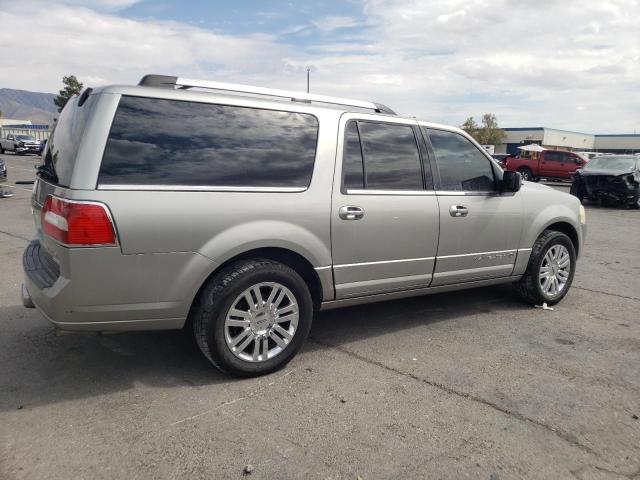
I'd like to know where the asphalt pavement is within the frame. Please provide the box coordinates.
[1,152,639,479]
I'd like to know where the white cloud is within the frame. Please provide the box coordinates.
[0,0,639,132]
[312,15,362,32]
[0,2,290,92]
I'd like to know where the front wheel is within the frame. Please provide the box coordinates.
[192,259,313,377]
[514,230,576,305]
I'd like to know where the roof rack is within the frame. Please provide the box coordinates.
[138,74,396,115]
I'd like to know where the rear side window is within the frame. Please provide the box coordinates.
[427,129,495,192]
[99,96,319,188]
[342,120,426,191]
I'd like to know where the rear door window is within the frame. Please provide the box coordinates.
[544,151,563,162]
[98,96,319,189]
[342,120,427,191]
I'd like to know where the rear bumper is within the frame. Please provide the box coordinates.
[22,239,217,331]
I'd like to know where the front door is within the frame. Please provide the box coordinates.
[424,127,523,286]
[331,114,440,299]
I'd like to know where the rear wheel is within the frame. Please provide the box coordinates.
[514,230,576,306]
[192,259,313,377]
[518,167,534,182]
[0,145,4,154]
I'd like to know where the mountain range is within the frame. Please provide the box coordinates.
[0,88,57,126]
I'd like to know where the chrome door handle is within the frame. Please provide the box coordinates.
[339,205,365,220]
[449,205,468,217]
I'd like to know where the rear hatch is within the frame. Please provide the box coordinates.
[33,92,95,230]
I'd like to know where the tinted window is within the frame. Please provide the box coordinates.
[428,129,495,191]
[342,121,364,189]
[42,94,96,187]
[358,122,423,190]
[545,151,564,162]
[99,96,319,188]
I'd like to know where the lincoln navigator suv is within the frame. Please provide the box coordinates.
[22,75,587,377]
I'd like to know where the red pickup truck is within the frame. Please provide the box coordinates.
[503,150,588,181]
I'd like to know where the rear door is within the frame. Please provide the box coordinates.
[424,128,522,285]
[540,151,567,178]
[330,114,439,299]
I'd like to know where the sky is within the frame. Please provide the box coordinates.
[0,0,638,133]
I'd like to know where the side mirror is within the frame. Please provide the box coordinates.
[500,170,522,193]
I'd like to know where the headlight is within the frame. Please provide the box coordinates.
[579,205,586,225]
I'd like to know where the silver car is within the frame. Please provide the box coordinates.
[22,75,586,377]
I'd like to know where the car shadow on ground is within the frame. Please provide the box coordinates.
[0,284,525,412]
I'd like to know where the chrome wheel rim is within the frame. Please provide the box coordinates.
[539,244,571,297]
[224,282,299,362]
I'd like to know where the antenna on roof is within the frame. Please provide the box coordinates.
[138,74,396,115]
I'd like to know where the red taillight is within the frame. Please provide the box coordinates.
[42,195,116,246]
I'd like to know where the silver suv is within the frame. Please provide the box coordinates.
[22,74,586,377]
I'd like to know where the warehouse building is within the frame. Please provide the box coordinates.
[496,127,640,155]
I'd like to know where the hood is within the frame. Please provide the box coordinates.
[519,180,553,192]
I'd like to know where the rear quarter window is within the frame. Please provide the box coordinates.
[98,96,319,189]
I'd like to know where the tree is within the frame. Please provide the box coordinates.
[460,117,479,138]
[54,75,83,112]
[460,113,506,146]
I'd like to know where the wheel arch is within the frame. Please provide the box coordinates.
[186,246,329,329]
[541,221,580,256]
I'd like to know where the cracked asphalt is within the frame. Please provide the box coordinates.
[1,152,639,479]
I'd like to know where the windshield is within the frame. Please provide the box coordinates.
[16,135,36,141]
[585,156,637,171]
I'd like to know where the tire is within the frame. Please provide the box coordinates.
[569,181,584,202]
[518,167,534,182]
[513,230,576,306]
[0,145,4,154]
[192,259,313,377]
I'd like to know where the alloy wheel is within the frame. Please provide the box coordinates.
[223,282,299,362]
[538,244,571,297]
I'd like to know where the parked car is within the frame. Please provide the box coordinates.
[491,153,512,166]
[570,155,639,208]
[39,138,47,156]
[0,134,41,155]
[0,157,6,183]
[22,75,586,377]
[503,150,588,181]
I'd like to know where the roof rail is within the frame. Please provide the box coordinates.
[138,74,396,115]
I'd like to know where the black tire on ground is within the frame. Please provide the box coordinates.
[192,259,313,377]
[518,167,534,182]
[0,145,4,154]
[513,230,577,306]
[569,181,584,202]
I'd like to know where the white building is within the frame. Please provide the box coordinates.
[496,127,640,155]
[0,118,32,127]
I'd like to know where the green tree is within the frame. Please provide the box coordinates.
[461,114,506,146]
[460,116,479,138]
[54,75,84,112]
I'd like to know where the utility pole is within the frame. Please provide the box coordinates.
[306,67,310,93]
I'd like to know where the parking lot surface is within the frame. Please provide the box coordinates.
[1,152,639,479]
